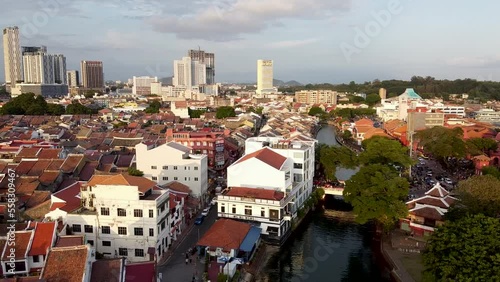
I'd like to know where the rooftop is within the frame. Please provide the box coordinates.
[87,173,157,194]
[197,219,251,252]
[41,246,89,281]
[233,147,287,170]
[28,222,56,256]
[225,187,285,201]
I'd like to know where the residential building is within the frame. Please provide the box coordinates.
[218,143,315,244]
[398,88,423,120]
[3,26,22,91]
[22,46,54,84]
[52,54,67,85]
[474,109,500,123]
[188,49,215,85]
[135,141,209,200]
[41,245,94,281]
[170,100,189,118]
[173,56,206,87]
[132,76,158,95]
[407,108,445,132]
[256,59,275,96]
[67,70,80,88]
[151,81,162,95]
[44,174,172,263]
[429,103,465,117]
[295,90,338,105]
[81,60,104,89]
[165,128,233,171]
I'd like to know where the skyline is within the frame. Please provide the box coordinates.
[1,0,500,83]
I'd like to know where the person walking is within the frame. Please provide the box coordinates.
[185,258,189,265]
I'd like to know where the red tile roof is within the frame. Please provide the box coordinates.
[15,160,37,175]
[27,160,52,176]
[41,246,89,281]
[234,147,287,170]
[197,219,251,252]
[55,235,85,248]
[164,181,191,194]
[46,159,64,170]
[2,231,33,260]
[16,147,41,159]
[28,222,56,256]
[37,148,61,159]
[60,154,84,173]
[91,258,123,282]
[87,174,156,193]
[225,187,285,201]
[51,182,82,212]
[125,261,156,282]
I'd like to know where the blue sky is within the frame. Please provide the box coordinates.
[1,0,499,83]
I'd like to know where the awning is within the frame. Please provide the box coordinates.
[239,226,261,252]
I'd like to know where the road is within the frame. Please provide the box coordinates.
[159,204,218,282]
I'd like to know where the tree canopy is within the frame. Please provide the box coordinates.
[1,93,65,115]
[359,136,413,169]
[216,106,236,119]
[423,214,500,281]
[481,166,500,180]
[365,93,381,106]
[66,102,93,114]
[188,108,206,118]
[308,106,325,116]
[329,108,376,119]
[454,175,500,218]
[415,126,466,162]
[343,164,409,227]
[318,145,358,180]
[144,100,161,113]
[465,137,498,156]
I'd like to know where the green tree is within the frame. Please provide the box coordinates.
[46,104,65,115]
[365,93,381,106]
[84,90,95,99]
[359,136,413,169]
[308,106,325,116]
[455,175,500,218]
[342,130,352,140]
[343,164,409,228]
[466,137,498,155]
[423,214,500,281]
[482,166,500,179]
[145,100,161,113]
[216,106,236,119]
[188,108,206,118]
[127,167,144,176]
[415,126,466,164]
[319,145,358,180]
[66,102,92,114]
[349,95,365,103]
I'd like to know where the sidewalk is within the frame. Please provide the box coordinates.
[158,221,196,266]
[381,237,418,282]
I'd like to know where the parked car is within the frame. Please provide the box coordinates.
[444,178,453,184]
[201,207,210,216]
[194,215,204,225]
[210,198,217,206]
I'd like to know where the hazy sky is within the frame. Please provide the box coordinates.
[1,0,499,83]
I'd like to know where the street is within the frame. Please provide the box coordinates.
[159,204,218,282]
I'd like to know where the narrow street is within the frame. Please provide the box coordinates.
[159,205,218,282]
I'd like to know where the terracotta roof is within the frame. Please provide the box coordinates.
[197,219,251,252]
[90,258,123,282]
[39,171,60,185]
[37,148,61,159]
[409,206,444,221]
[27,160,52,176]
[2,231,32,260]
[16,179,40,195]
[234,147,287,170]
[225,187,285,201]
[46,159,64,170]
[25,191,51,208]
[15,160,37,175]
[16,147,41,159]
[164,181,191,194]
[41,246,89,281]
[425,183,449,198]
[60,154,84,173]
[51,181,82,212]
[28,222,56,256]
[125,261,156,282]
[55,235,85,248]
[87,173,156,193]
[355,118,374,127]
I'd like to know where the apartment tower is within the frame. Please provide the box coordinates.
[80,60,104,89]
[2,26,22,91]
[257,59,274,96]
[188,49,215,85]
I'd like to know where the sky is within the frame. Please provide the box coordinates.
[1,0,499,84]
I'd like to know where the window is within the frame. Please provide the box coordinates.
[149,209,154,218]
[134,228,143,236]
[194,166,198,170]
[72,224,81,232]
[33,255,40,263]
[118,227,127,235]
[151,166,157,169]
[152,176,157,181]
[293,163,303,169]
[162,166,168,170]
[173,166,178,170]
[117,208,126,217]
[102,241,111,247]
[134,209,143,218]
[119,248,128,256]
[245,206,252,216]
[101,226,110,234]
[261,208,265,217]
[232,206,236,213]
[149,228,154,237]
[174,177,178,181]
[84,225,93,233]
[185,177,187,181]
[194,177,199,181]
[221,206,225,213]
[184,166,187,170]
[162,177,168,181]
[100,207,110,216]
[87,240,94,246]
[135,249,144,257]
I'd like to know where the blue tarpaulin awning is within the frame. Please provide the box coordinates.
[239,226,261,252]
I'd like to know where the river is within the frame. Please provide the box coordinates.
[260,126,389,282]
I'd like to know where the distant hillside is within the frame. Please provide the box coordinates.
[273,79,302,87]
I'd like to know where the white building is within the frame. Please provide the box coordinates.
[218,137,316,244]
[256,59,276,96]
[135,142,209,200]
[2,26,22,91]
[429,102,465,117]
[376,88,424,121]
[151,81,162,95]
[475,108,500,123]
[173,56,206,87]
[22,48,55,84]
[295,90,338,105]
[132,76,158,95]
[67,70,80,88]
[45,175,172,263]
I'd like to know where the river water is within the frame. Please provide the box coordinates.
[261,126,388,282]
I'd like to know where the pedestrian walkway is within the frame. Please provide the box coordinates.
[158,221,196,266]
[381,238,417,282]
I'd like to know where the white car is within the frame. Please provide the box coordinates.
[201,207,210,216]
[444,178,453,185]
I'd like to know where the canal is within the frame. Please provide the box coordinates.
[261,125,389,282]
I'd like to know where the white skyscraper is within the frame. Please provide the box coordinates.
[2,26,22,91]
[132,76,158,95]
[257,59,275,96]
[52,54,67,84]
[173,56,206,87]
[22,48,55,84]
